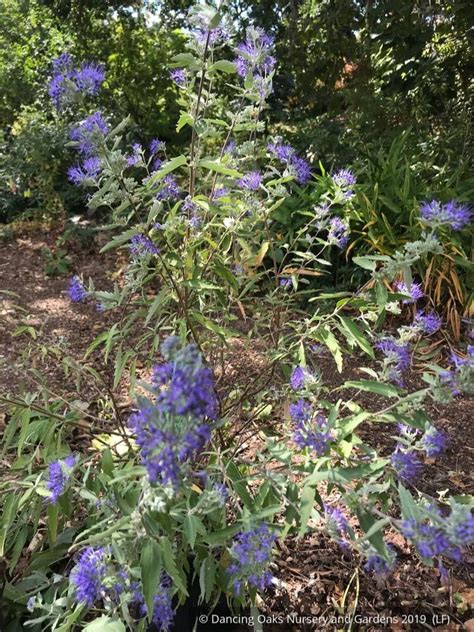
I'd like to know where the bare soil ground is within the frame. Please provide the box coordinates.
[1,227,473,631]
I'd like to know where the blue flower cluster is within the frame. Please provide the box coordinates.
[129,234,160,257]
[157,175,180,201]
[69,112,109,156]
[420,424,447,458]
[129,337,217,487]
[392,421,447,482]
[68,276,87,303]
[324,504,350,549]
[292,409,334,456]
[391,447,422,483]
[49,53,105,110]
[237,170,262,191]
[132,575,174,631]
[68,112,108,185]
[364,546,396,579]
[394,280,424,304]
[327,216,349,249]
[376,338,411,386]
[69,550,175,629]
[290,365,311,391]
[414,310,442,335]
[126,142,143,167]
[235,28,276,79]
[45,454,77,504]
[170,68,187,86]
[70,546,108,606]
[401,503,474,564]
[420,199,471,231]
[68,156,102,186]
[439,345,474,396]
[228,524,277,595]
[267,142,311,184]
[332,168,356,198]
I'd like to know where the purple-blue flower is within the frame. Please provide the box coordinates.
[290,365,307,391]
[48,55,104,110]
[268,143,312,184]
[293,412,333,456]
[327,217,349,249]
[68,276,87,302]
[170,69,186,86]
[376,338,411,386]
[420,199,471,231]
[67,156,102,185]
[74,62,105,96]
[70,546,107,607]
[414,310,442,335]
[132,576,175,630]
[70,112,108,156]
[212,187,229,201]
[400,518,461,560]
[228,525,276,595]
[45,454,77,504]
[289,398,312,423]
[279,277,292,289]
[420,425,447,458]
[129,339,216,487]
[151,340,217,420]
[291,156,312,184]
[237,171,262,191]
[332,169,356,188]
[235,28,276,79]
[364,546,396,579]
[394,281,424,304]
[129,234,160,257]
[150,138,166,155]
[391,447,422,483]
[324,505,350,549]
[126,143,142,167]
[156,175,180,201]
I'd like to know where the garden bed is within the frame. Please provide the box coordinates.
[1,227,473,630]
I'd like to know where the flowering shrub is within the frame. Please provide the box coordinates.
[1,3,473,630]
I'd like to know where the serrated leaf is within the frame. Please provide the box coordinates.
[338,316,374,358]
[140,539,161,621]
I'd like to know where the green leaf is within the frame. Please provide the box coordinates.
[342,380,400,398]
[176,112,194,132]
[170,53,200,68]
[305,461,387,485]
[199,159,242,178]
[338,316,374,358]
[183,514,205,549]
[191,312,239,339]
[209,60,236,74]
[146,155,187,189]
[298,485,316,538]
[319,326,343,372]
[199,556,216,602]
[398,483,421,522]
[83,617,126,632]
[140,539,162,621]
[205,524,240,545]
[47,502,59,545]
[160,536,188,595]
[225,460,253,508]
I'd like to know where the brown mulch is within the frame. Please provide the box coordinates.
[1,225,473,631]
